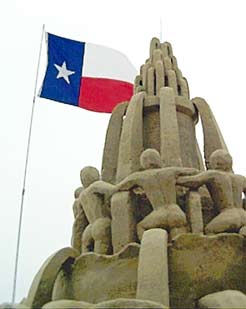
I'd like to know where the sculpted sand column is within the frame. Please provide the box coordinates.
[134,38,199,169]
[136,229,169,307]
[110,92,145,253]
[116,92,145,182]
[187,191,204,234]
[192,97,228,168]
[196,141,205,171]
[159,87,182,167]
[111,191,137,253]
[101,102,128,184]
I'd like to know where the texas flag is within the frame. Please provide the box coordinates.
[39,33,137,113]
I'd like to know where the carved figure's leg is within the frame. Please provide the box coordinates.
[71,218,82,253]
[205,208,242,234]
[92,217,112,255]
[81,224,93,253]
[71,210,88,253]
[111,192,137,253]
[166,204,187,228]
[186,190,204,234]
[137,205,187,241]
[137,223,147,241]
[137,210,167,240]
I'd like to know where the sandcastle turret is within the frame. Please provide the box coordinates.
[101,38,227,186]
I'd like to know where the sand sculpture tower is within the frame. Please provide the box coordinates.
[19,38,246,309]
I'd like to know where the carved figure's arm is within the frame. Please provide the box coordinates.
[100,182,118,199]
[71,204,89,251]
[89,181,116,198]
[175,167,199,177]
[177,171,215,189]
[116,172,143,192]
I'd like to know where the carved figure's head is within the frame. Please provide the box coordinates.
[209,149,233,172]
[74,187,82,198]
[80,166,100,188]
[140,148,162,170]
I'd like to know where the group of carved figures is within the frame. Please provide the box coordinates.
[71,148,246,255]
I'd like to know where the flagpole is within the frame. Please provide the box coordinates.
[160,17,163,42]
[11,23,45,305]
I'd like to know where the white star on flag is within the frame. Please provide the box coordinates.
[54,61,75,84]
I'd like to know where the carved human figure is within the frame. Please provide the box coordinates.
[177,149,246,235]
[79,166,116,254]
[71,187,88,253]
[117,149,198,240]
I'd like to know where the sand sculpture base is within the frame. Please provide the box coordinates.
[19,232,246,309]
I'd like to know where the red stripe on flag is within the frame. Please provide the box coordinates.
[79,77,133,113]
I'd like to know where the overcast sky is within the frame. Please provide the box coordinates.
[1,0,246,304]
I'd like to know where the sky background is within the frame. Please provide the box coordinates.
[1,0,246,304]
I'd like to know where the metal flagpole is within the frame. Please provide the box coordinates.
[11,23,45,305]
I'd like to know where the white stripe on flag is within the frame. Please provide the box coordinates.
[82,43,137,82]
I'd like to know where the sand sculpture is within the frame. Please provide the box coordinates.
[17,38,246,309]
